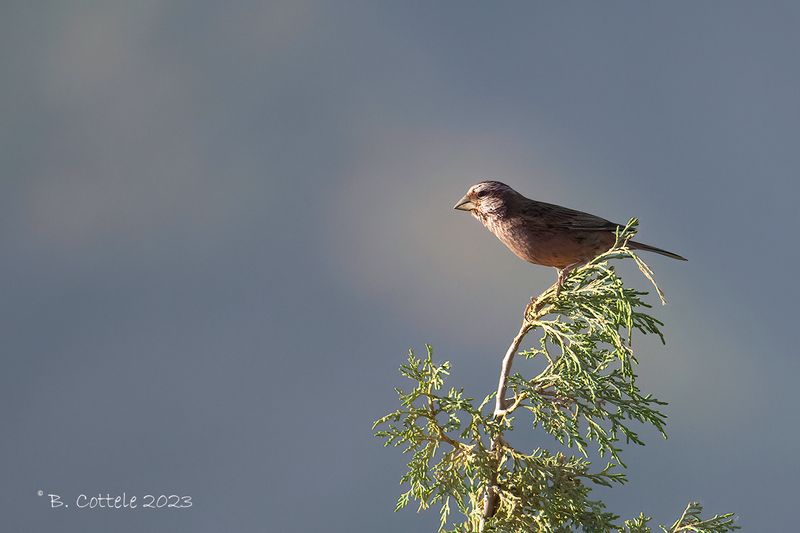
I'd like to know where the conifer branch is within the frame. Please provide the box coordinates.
[374,219,738,532]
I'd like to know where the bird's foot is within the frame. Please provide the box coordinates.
[555,269,568,297]
[554,262,581,297]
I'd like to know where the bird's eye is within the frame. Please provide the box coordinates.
[475,190,488,198]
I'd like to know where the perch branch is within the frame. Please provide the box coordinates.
[494,321,532,416]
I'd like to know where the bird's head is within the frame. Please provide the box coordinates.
[453,180,518,217]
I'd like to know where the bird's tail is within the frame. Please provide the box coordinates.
[629,240,687,261]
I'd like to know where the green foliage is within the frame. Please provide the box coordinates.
[374,220,738,532]
[619,502,738,533]
[374,347,621,532]
[511,227,669,465]
[661,502,738,533]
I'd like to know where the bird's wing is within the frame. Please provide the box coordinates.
[528,201,622,232]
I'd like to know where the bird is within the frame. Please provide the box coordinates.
[454,180,686,290]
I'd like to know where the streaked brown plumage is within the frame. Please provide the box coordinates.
[454,181,686,287]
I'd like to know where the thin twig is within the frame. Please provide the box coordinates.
[494,321,533,416]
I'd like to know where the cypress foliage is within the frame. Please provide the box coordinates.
[374,220,737,533]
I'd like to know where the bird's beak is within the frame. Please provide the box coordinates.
[454,194,476,211]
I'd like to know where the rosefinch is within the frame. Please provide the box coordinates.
[454,181,686,289]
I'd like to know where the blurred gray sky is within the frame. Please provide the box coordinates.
[2,1,799,531]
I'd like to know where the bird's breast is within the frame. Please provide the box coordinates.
[480,216,612,268]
